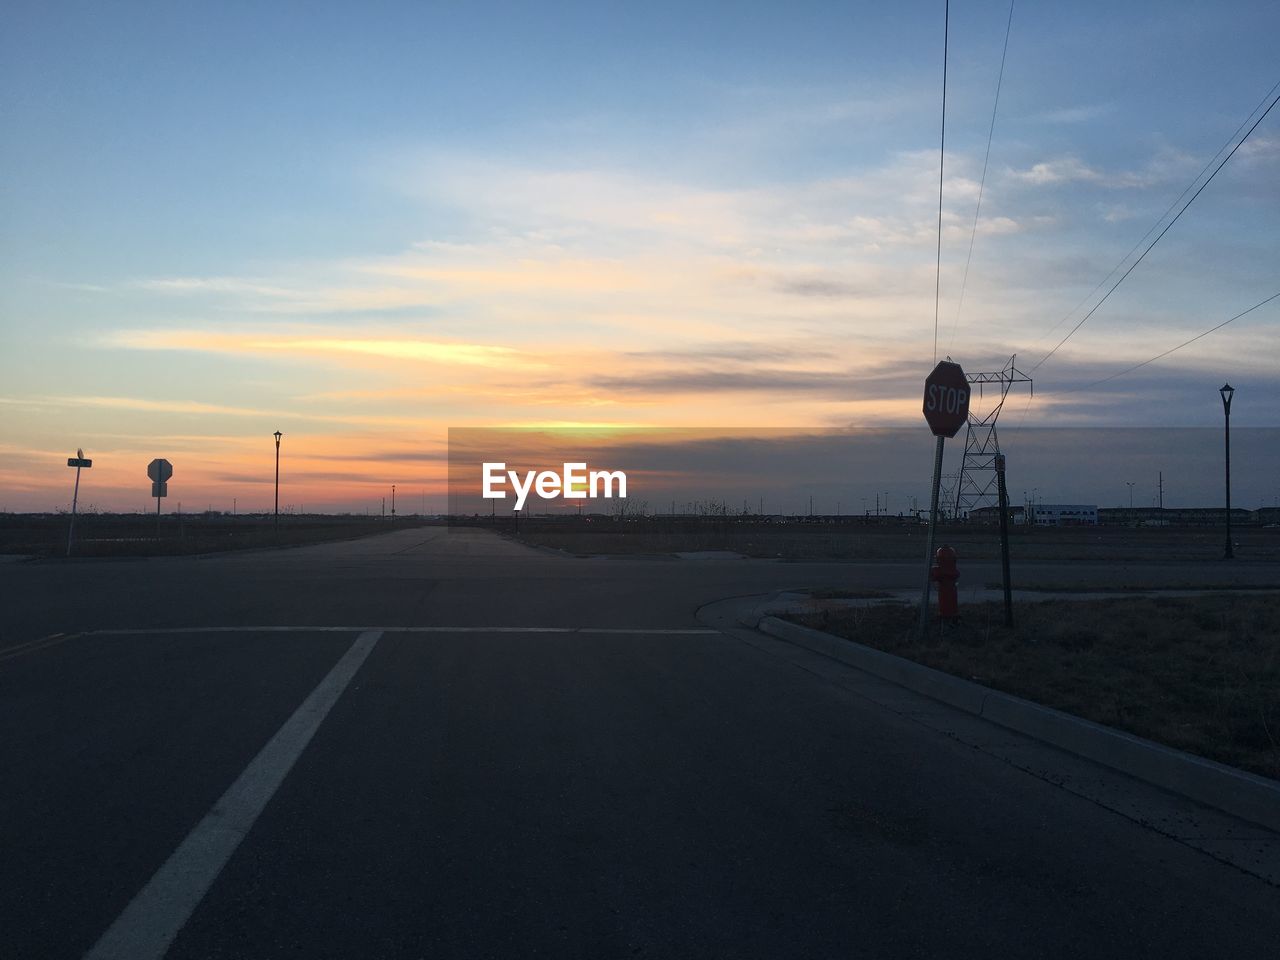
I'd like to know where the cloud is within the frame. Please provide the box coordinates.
[3,393,435,428]
[1008,147,1205,191]
[587,357,927,401]
[1010,157,1105,186]
[589,369,859,397]
[1100,204,1136,223]
[1030,103,1115,124]
[131,277,296,298]
[82,149,1274,445]
[104,330,536,369]
[309,450,450,463]
[622,343,836,363]
[777,277,866,298]
[1235,135,1279,164]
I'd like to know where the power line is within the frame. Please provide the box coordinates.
[1008,290,1278,436]
[1085,289,1274,386]
[948,0,1015,354]
[1029,84,1280,373]
[933,0,949,364]
[1042,77,1280,341]
[1010,79,1280,434]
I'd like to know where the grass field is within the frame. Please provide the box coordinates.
[789,594,1280,781]
[0,513,434,558]
[506,516,1280,563]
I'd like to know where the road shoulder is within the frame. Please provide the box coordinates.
[698,595,1280,886]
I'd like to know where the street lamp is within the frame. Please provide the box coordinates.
[273,430,282,535]
[1220,384,1234,560]
[1126,481,1135,510]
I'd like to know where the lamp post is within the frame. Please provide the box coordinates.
[273,430,282,536]
[1126,481,1134,510]
[1220,384,1234,560]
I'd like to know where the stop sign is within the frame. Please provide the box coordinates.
[922,361,970,438]
[147,458,173,482]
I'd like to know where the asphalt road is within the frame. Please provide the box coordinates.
[3,527,1277,959]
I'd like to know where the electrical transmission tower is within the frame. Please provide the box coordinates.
[952,356,1032,519]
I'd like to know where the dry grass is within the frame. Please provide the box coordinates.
[791,594,1280,781]
[509,517,1280,562]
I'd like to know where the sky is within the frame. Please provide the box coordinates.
[2,1,1277,513]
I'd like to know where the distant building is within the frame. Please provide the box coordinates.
[1099,506,1256,527]
[968,504,1022,524]
[1030,504,1098,526]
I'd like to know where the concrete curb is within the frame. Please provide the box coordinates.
[758,615,1280,834]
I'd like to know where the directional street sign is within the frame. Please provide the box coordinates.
[922,360,970,438]
[148,458,174,483]
[66,448,90,556]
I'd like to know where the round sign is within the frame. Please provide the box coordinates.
[922,361,970,438]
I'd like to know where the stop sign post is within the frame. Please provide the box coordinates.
[148,459,173,537]
[922,361,970,438]
[919,361,970,636]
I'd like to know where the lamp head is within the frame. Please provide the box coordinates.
[274,430,282,442]
[1219,383,1234,414]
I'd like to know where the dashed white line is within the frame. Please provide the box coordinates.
[83,629,383,960]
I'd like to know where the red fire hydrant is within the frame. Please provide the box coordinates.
[930,545,960,620]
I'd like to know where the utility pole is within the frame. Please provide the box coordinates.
[273,431,282,538]
[995,454,1013,628]
[1221,384,1234,560]
[391,484,396,518]
[953,357,1033,517]
[1158,471,1163,511]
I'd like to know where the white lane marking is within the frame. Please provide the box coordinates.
[89,626,718,635]
[0,632,69,661]
[83,629,382,960]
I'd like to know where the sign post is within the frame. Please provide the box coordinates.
[919,361,969,637]
[66,449,92,557]
[995,453,1013,628]
[148,459,173,539]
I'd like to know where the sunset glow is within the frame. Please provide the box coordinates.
[3,2,1276,513]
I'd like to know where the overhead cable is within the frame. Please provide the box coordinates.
[1029,85,1280,372]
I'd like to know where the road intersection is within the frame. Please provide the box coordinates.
[3,528,1277,958]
